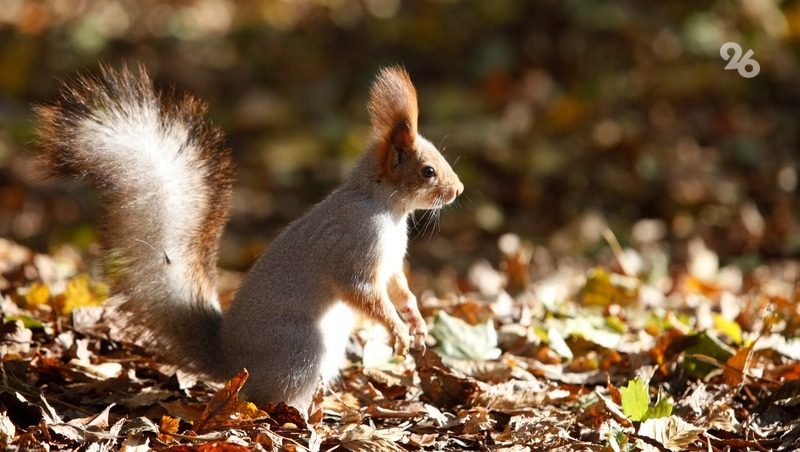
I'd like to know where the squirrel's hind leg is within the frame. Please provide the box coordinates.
[230,317,325,413]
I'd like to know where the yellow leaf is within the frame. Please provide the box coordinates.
[713,314,742,345]
[24,283,50,307]
[235,401,267,420]
[158,415,180,443]
[581,267,639,307]
[59,274,106,315]
[581,267,614,307]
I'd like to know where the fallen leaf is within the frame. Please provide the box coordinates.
[683,332,735,377]
[546,327,573,360]
[637,415,704,451]
[413,348,481,408]
[472,379,549,410]
[23,283,50,307]
[158,416,180,443]
[0,320,33,355]
[430,311,501,360]
[56,274,107,315]
[648,388,673,420]
[363,368,411,400]
[262,402,306,429]
[0,412,15,448]
[460,407,494,434]
[620,378,650,422]
[713,314,742,345]
[581,267,638,307]
[723,343,755,386]
[619,377,673,422]
[194,369,249,433]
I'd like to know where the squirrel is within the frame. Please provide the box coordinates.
[36,65,463,413]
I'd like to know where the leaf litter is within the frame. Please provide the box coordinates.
[1,235,799,450]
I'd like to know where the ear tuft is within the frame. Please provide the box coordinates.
[368,66,418,149]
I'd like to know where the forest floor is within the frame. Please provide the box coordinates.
[1,234,799,451]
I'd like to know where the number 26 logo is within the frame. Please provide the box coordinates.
[720,42,760,78]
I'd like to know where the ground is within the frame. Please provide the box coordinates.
[1,233,799,451]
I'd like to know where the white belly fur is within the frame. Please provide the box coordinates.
[375,213,409,286]
[318,213,408,383]
[318,301,356,383]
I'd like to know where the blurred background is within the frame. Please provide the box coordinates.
[0,0,798,280]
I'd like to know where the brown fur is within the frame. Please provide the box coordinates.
[368,66,418,145]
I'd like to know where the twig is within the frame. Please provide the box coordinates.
[602,227,633,276]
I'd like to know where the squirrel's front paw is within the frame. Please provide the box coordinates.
[401,302,428,351]
[391,329,410,356]
[409,318,428,351]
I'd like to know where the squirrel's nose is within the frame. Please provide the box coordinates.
[455,181,464,198]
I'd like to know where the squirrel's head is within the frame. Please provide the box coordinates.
[367,66,463,213]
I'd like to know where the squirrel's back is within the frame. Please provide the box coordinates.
[36,65,234,374]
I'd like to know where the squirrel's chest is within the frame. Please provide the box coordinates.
[374,214,409,283]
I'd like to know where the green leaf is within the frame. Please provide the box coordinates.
[683,332,735,377]
[620,378,650,421]
[605,314,627,334]
[647,387,673,419]
[4,315,44,329]
[430,311,501,361]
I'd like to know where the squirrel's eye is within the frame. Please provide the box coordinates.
[421,166,436,178]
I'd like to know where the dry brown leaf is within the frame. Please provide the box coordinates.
[495,410,575,447]
[262,402,307,429]
[594,388,633,428]
[366,402,426,419]
[0,320,33,356]
[472,380,549,410]
[408,432,438,447]
[449,299,494,325]
[120,388,176,409]
[194,369,249,433]
[362,367,411,400]
[68,359,123,380]
[767,362,800,381]
[707,407,739,432]
[637,416,704,451]
[67,404,113,430]
[413,348,481,408]
[339,424,407,452]
[158,415,180,443]
[186,441,252,451]
[161,400,207,425]
[723,343,757,386]
[498,233,533,293]
[460,407,494,434]
[447,355,534,383]
[319,391,360,416]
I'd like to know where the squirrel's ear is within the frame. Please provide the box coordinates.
[368,66,418,150]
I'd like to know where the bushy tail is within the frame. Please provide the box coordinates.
[36,65,234,375]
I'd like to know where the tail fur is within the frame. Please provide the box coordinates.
[36,65,234,375]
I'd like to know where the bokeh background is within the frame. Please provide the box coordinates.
[1,0,798,278]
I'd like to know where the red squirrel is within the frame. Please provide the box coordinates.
[36,65,463,413]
